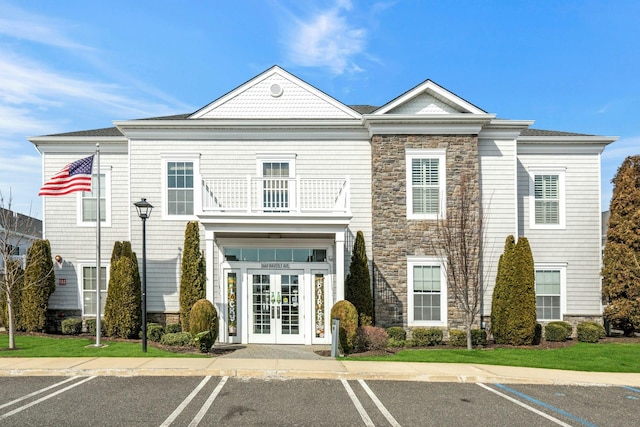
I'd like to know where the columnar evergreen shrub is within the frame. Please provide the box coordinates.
[160,332,192,346]
[577,322,601,343]
[189,299,218,353]
[180,221,206,332]
[104,256,142,338]
[411,328,443,346]
[507,237,537,345]
[0,260,23,330]
[602,156,640,336]
[330,300,358,353]
[345,231,373,323]
[19,240,55,332]
[545,323,568,342]
[61,317,83,335]
[491,236,516,344]
[354,326,388,352]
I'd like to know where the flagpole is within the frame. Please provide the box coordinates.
[95,143,102,346]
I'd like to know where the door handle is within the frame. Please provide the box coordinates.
[271,305,275,319]
[277,306,281,319]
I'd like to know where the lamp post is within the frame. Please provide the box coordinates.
[134,198,153,352]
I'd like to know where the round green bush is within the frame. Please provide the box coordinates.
[61,318,83,335]
[386,326,406,341]
[330,300,358,354]
[166,323,182,334]
[189,299,218,352]
[545,323,568,342]
[546,321,572,339]
[85,318,106,335]
[354,326,388,352]
[160,332,192,346]
[577,322,602,343]
[411,328,443,347]
[580,321,606,338]
[448,329,467,347]
[147,323,165,342]
[471,329,487,346]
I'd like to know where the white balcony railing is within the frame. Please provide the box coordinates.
[202,176,350,214]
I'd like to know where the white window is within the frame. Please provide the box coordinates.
[406,149,446,220]
[77,171,111,227]
[535,264,566,321]
[528,168,565,229]
[257,154,296,212]
[407,256,447,326]
[162,155,200,219]
[80,265,108,317]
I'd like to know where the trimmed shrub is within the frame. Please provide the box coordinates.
[19,240,55,332]
[61,317,83,335]
[0,260,24,330]
[354,326,388,352]
[387,338,407,348]
[345,231,373,322]
[471,329,488,346]
[507,237,537,345]
[491,236,516,344]
[160,332,192,347]
[166,323,182,334]
[545,321,572,341]
[104,256,142,339]
[449,330,466,347]
[147,323,165,342]
[411,328,443,347]
[180,222,206,332]
[545,323,568,342]
[580,321,606,339]
[189,299,218,353]
[577,322,601,343]
[330,300,358,354]
[85,318,106,336]
[386,326,406,341]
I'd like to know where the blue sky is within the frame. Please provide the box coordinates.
[1,0,638,218]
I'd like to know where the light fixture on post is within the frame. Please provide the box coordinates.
[134,198,153,352]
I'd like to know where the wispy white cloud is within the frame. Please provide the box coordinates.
[282,1,368,75]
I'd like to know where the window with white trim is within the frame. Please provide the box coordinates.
[81,265,107,317]
[535,266,565,321]
[529,168,565,228]
[77,171,111,227]
[408,257,447,326]
[162,156,200,219]
[406,150,446,219]
[257,154,296,213]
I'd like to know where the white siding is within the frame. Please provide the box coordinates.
[43,151,129,310]
[517,149,602,316]
[478,138,517,317]
[129,137,372,313]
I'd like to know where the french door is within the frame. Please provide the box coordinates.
[249,272,303,344]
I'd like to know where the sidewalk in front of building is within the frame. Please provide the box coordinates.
[1,350,639,386]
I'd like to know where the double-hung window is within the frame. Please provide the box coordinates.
[529,167,565,229]
[77,171,111,227]
[407,257,447,326]
[535,265,566,321]
[81,265,107,317]
[163,155,200,218]
[406,149,446,220]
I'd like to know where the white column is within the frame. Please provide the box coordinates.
[335,231,345,301]
[205,229,215,302]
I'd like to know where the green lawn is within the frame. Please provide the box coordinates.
[0,333,207,358]
[348,342,640,373]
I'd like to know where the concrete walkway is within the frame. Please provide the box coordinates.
[1,351,639,386]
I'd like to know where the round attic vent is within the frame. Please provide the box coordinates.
[270,83,283,97]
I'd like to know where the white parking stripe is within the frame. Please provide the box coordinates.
[0,376,95,421]
[341,379,375,427]
[188,376,228,427]
[0,376,80,410]
[477,383,573,427]
[358,380,401,427]
[160,376,211,427]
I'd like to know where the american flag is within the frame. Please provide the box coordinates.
[38,155,94,196]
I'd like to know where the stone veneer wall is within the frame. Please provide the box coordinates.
[371,134,480,329]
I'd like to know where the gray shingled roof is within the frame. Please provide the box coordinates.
[0,208,42,238]
[42,112,593,139]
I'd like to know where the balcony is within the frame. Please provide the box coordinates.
[202,176,350,215]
